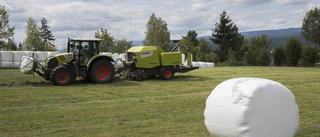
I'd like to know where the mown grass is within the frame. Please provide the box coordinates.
[0,67,319,136]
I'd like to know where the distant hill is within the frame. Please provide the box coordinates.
[200,28,312,50]
[130,28,312,50]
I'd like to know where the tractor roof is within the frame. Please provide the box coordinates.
[70,38,102,41]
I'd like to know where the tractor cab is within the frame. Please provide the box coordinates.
[68,38,101,66]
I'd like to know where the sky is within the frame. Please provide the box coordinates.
[1,0,320,50]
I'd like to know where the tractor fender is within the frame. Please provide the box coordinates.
[63,63,77,80]
[86,54,114,71]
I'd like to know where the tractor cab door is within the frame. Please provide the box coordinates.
[73,41,99,66]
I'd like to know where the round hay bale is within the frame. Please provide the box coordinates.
[204,77,299,137]
[119,53,125,61]
[20,56,34,73]
[112,53,120,61]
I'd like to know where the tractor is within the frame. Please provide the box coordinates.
[21,38,115,86]
[116,43,198,81]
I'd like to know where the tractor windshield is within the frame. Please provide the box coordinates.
[72,41,99,66]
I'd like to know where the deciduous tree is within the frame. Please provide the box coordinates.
[301,7,320,46]
[0,5,15,50]
[23,17,44,51]
[143,13,170,47]
[95,28,115,52]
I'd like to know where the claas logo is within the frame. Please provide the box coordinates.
[141,51,151,55]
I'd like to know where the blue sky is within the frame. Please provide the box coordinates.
[1,0,319,49]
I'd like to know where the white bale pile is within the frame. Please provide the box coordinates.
[198,62,208,68]
[191,62,200,67]
[206,62,215,67]
[47,52,59,57]
[37,51,48,67]
[204,77,299,137]
[13,51,25,68]
[0,51,14,68]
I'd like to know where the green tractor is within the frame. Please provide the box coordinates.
[23,38,115,86]
[116,43,198,81]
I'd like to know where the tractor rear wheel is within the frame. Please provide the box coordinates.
[50,66,73,86]
[159,67,174,80]
[89,59,115,83]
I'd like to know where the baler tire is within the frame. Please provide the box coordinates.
[50,66,73,86]
[159,67,174,80]
[88,60,115,83]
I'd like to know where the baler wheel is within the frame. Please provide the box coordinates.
[159,67,174,80]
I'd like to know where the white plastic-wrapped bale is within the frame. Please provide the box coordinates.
[13,51,25,62]
[0,51,14,68]
[112,53,120,61]
[204,77,299,137]
[101,52,112,56]
[12,51,25,68]
[20,56,35,73]
[24,51,38,60]
[198,62,208,68]
[1,62,14,68]
[37,51,48,62]
[1,51,13,62]
[181,54,185,64]
[191,62,200,67]
[206,62,215,67]
[47,52,59,57]
[119,53,125,61]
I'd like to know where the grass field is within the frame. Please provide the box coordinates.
[0,67,319,136]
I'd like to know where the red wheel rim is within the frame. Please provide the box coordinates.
[56,70,69,83]
[164,68,172,79]
[95,64,111,81]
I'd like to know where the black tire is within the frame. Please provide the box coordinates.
[50,66,73,86]
[159,67,174,80]
[88,59,115,83]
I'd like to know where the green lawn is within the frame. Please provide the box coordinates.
[0,67,319,136]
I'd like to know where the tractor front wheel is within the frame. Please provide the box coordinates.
[50,66,73,86]
[159,67,174,80]
[89,60,115,83]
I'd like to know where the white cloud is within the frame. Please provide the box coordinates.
[1,0,319,50]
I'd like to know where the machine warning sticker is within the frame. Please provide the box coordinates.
[64,54,74,60]
[140,51,153,58]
